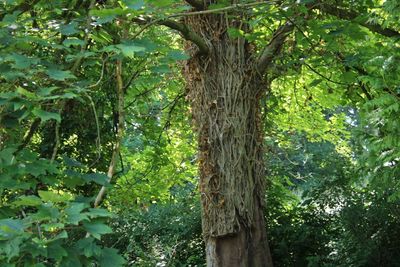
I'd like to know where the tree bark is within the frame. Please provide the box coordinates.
[182,10,273,267]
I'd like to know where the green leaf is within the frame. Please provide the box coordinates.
[60,248,83,267]
[76,237,102,257]
[52,230,68,241]
[59,22,79,36]
[90,8,125,18]
[83,222,112,240]
[123,0,145,10]
[116,41,146,58]
[209,3,229,9]
[0,219,24,240]
[341,71,357,83]
[37,87,58,97]
[38,190,73,203]
[6,53,36,69]
[47,242,68,261]
[32,108,61,122]
[46,69,76,81]
[167,50,190,61]
[12,196,42,207]
[65,202,88,225]
[63,38,85,47]
[87,208,114,218]
[227,27,245,38]
[0,236,23,260]
[83,173,109,185]
[97,248,126,267]
[62,156,84,168]
[16,86,36,99]
[150,65,170,73]
[30,203,60,222]
[0,148,17,166]
[309,79,323,87]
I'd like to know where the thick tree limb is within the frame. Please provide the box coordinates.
[257,22,294,74]
[313,2,400,38]
[159,19,209,55]
[133,17,209,55]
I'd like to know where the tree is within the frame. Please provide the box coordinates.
[135,0,400,265]
[157,2,290,265]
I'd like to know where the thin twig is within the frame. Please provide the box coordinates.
[93,59,125,208]
[83,92,102,167]
[88,54,109,89]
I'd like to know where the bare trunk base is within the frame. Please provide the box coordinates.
[205,197,272,267]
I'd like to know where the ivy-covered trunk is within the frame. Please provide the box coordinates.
[183,11,273,267]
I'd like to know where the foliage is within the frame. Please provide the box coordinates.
[0,147,125,266]
[0,0,399,266]
[103,185,204,266]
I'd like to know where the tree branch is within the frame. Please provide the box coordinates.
[93,59,125,208]
[313,2,400,38]
[133,17,209,55]
[159,19,209,55]
[257,22,294,74]
[14,118,41,155]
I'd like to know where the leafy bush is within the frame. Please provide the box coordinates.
[104,185,204,266]
[0,148,125,266]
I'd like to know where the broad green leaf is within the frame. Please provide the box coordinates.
[90,8,125,18]
[63,38,85,47]
[59,22,79,35]
[76,237,102,257]
[123,0,145,10]
[62,156,84,168]
[97,248,126,267]
[83,173,109,185]
[60,248,83,267]
[65,202,88,225]
[5,53,37,69]
[38,190,73,203]
[32,108,61,122]
[116,41,146,58]
[46,69,76,81]
[30,204,60,221]
[0,148,17,165]
[0,219,24,240]
[227,27,245,38]
[150,65,170,73]
[0,236,23,260]
[51,230,68,241]
[16,87,36,99]
[167,50,190,61]
[12,196,42,207]
[37,87,58,97]
[87,208,113,218]
[309,79,323,87]
[47,242,68,261]
[83,222,112,240]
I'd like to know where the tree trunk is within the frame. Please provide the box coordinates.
[183,10,273,267]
